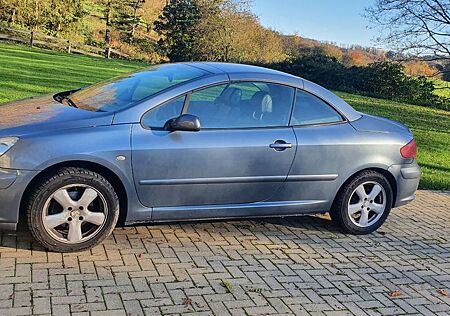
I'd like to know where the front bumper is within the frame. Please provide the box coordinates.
[0,168,38,230]
[389,161,421,207]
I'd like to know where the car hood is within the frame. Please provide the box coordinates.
[351,113,411,135]
[0,94,114,136]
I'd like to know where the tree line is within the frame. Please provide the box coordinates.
[0,0,286,63]
[0,0,449,109]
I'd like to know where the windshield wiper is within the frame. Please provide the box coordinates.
[63,96,78,109]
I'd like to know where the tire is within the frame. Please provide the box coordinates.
[330,170,393,235]
[26,167,119,252]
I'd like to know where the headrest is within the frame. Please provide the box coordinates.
[216,87,242,106]
[251,91,273,113]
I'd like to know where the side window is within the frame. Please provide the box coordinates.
[187,82,295,129]
[291,90,343,126]
[142,95,185,128]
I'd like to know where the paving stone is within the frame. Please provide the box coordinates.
[0,190,448,315]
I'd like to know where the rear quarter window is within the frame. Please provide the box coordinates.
[291,90,343,126]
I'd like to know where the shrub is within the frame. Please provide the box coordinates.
[265,57,449,111]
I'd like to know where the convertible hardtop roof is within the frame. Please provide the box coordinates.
[183,62,298,78]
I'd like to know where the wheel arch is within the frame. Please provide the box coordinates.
[333,167,397,209]
[20,160,129,226]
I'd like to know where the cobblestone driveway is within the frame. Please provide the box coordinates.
[0,190,449,316]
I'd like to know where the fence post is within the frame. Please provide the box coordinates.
[105,46,111,59]
[67,40,71,54]
[29,30,34,47]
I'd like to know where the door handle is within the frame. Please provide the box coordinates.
[270,140,292,151]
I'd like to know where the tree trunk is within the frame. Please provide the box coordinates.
[130,0,141,43]
[11,9,16,25]
[104,0,112,58]
[34,0,39,28]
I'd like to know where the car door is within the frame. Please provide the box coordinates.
[131,81,297,214]
[276,89,356,210]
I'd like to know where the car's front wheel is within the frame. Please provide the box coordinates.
[27,167,119,252]
[330,170,393,234]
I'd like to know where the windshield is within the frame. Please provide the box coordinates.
[67,64,208,112]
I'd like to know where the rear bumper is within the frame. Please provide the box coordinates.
[0,168,38,231]
[389,162,421,207]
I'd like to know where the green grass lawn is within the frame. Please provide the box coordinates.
[0,42,449,190]
[0,42,146,104]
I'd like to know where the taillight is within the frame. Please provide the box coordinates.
[400,139,417,159]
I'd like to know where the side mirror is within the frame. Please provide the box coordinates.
[164,114,201,132]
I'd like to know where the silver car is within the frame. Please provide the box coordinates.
[0,63,420,252]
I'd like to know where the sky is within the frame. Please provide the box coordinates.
[251,0,379,48]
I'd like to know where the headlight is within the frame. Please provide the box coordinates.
[0,137,19,156]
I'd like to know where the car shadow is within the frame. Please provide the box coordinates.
[127,213,339,232]
[2,214,339,252]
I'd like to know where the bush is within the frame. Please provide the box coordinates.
[275,55,346,88]
[265,57,449,111]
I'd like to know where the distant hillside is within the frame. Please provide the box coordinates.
[281,34,441,78]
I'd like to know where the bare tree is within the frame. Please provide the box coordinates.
[366,0,450,61]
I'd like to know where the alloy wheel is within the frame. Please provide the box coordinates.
[347,181,387,228]
[42,184,108,244]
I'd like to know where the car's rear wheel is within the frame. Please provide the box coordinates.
[330,170,393,234]
[27,167,119,252]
